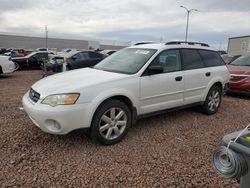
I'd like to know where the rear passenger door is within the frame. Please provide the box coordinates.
[181,49,210,104]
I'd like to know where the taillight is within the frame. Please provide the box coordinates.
[230,74,248,82]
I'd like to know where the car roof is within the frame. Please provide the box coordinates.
[65,50,101,58]
[129,43,217,52]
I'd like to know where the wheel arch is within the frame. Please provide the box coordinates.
[91,95,138,127]
[211,81,223,91]
[0,65,3,74]
[203,79,224,101]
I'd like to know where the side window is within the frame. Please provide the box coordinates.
[151,49,181,73]
[79,52,87,59]
[72,52,82,60]
[198,50,225,67]
[181,49,205,70]
[33,53,42,60]
[40,53,48,59]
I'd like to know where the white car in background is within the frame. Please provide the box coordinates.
[22,41,230,145]
[0,55,15,75]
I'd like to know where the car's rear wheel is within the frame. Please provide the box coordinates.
[91,100,131,145]
[201,86,222,115]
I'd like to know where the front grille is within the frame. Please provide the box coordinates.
[29,88,40,103]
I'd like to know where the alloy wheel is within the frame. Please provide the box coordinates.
[207,90,220,111]
[99,107,127,140]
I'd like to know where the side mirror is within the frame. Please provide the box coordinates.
[147,65,163,75]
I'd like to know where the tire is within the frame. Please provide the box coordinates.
[14,62,20,70]
[201,86,222,115]
[66,64,72,71]
[91,100,131,145]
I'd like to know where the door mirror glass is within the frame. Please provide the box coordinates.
[147,65,163,75]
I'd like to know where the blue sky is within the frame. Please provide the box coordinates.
[0,0,250,50]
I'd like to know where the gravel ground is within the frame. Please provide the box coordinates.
[0,70,249,187]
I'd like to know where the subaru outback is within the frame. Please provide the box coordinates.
[23,41,230,145]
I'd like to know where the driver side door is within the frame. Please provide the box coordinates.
[139,49,184,114]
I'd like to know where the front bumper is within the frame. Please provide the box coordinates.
[22,92,93,134]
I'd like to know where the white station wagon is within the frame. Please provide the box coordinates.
[23,42,230,145]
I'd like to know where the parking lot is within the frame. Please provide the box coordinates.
[0,70,249,187]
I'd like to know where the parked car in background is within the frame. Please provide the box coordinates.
[221,54,241,64]
[12,51,49,70]
[56,49,78,56]
[226,55,250,95]
[0,48,7,54]
[100,49,117,56]
[4,48,30,58]
[61,49,78,53]
[66,51,106,70]
[218,50,227,55]
[0,55,15,75]
[22,41,229,145]
[35,48,48,52]
[45,55,64,73]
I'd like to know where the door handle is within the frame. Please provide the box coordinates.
[205,72,211,77]
[175,76,183,81]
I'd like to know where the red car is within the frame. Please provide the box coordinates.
[226,55,250,95]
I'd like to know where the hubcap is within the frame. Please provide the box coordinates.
[208,90,220,111]
[99,107,127,140]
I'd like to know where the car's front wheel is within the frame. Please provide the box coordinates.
[91,100,131,145]
[201,86,222,115]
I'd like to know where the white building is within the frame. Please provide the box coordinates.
[228,35,250,55]
[0,33,131,51]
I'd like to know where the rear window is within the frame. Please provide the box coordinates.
[89,52,103,58]
[198,50,224,67]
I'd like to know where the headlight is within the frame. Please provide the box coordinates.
[42,93,80,107]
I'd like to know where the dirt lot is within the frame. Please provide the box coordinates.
[0,70,249,187]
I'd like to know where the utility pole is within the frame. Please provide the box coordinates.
[180,6,198,42]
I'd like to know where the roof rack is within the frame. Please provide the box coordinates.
[134,42,156,46]
[165,41,210,47]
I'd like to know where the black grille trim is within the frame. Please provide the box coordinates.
[29,88,40,103]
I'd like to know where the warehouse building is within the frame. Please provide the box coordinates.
[0,33,130,51]
[228,35,250,55]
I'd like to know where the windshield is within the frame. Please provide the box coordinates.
[94,48,157,74]
[231,56,250,66]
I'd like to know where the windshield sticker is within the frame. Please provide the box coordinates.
[135,50,150,55]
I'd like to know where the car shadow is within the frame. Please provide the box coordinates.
[0,74,15,79]
[26,107,201,148]
[226,93,250,100]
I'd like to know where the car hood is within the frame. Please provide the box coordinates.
[227,65,250,75]
[31,68,129,98]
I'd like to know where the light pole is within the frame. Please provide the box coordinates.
[180,6,198,42]
[45,25,48,49]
